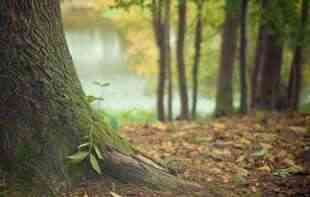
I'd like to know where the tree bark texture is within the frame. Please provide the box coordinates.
[176,0,190,120]
[288,0,309,110]
[0,0,93,193]
[215,3,239,116]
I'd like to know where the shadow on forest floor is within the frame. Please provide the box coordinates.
[66,112,310,197]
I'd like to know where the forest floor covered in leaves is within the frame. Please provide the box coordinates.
[68,112,310,197]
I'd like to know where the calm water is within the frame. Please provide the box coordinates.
[64,18,215,114]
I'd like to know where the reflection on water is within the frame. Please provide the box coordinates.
[65,20,155,110]
[64,17,215,114]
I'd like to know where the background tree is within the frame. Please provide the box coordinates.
[191,0,205,120]
[215,0,240,116]
[176,0,190,120]
[165,0,173,121]
[250,0,267,110]
[254,0,287,110]
[152,0,167,121]
[288,0,310,110]
[239,0,248,113]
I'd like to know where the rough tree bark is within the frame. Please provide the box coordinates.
[0,0,199,195]
[239,0,248,113]
[176,0,190,120]
[215,1,239,116]
[288,0,309,110]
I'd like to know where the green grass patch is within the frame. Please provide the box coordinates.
[300,102,310,112]
[96,108,157,127]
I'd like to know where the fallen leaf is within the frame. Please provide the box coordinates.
[110,192,122,197]
[213,123,226,130]
[258,165,271,172]
[289,126,307,134]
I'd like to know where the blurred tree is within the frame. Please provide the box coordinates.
[215,0,240,116]
[176,0,190,120]
[192,0,205,119]
[164,0,173,121]
[239,0,248,113]
[254,0,287,110]
[250,0,267,109]
[288,0,309,110]
[152,0,167,121]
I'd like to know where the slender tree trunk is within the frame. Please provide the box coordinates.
[164,0,173,121]
[0,0,200,195]
[239,0,248,113]
[192,0,204,119]
[176,0,190,120]
[215,2,239,117]
[288,0,309,110]
[152,0,166,121]
[250,0,267,109]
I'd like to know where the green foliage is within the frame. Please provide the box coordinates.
[98,108,156,125]
[67,122,105,174]
[102,111,121,129]
[225,0,241,12]
[300,102,310,112]
[252,148,268,157]
[67,95,134,174]
[113,0,150,10]
[272,166,303,177]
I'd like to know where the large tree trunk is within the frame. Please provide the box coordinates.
[0,0,89,193]
[239,0,248,113]
[0,0,199,195]
[176,0,190,120]
[215,2,239,116]
[288,0,309,111]
[192,0,204,120]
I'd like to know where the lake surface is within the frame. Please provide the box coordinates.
[64,17,215,115]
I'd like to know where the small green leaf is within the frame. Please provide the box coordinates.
[90,153,102,174]
[78,143,90,149]
[67,151,88,162]
[94,145,104,160]
[86,95,104,104]
[104,113,119,129]
[253,148,268,157]
[93,81,110,87]
[83,135,90,139]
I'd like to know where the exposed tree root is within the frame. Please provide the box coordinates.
[102,145,202,192]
